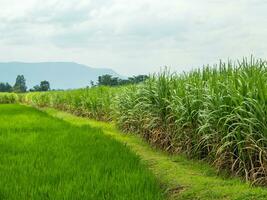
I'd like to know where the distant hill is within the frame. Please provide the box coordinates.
[0,62,121,89]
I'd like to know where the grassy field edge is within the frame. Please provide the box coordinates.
[0,104,163,200]
[43,107,267,200]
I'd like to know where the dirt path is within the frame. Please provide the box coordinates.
[44,108,267,200]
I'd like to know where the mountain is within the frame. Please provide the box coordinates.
[0,62,121,89]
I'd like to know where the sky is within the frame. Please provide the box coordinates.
[0,0,266,76]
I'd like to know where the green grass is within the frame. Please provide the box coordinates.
[0,104,163,200]
[45,108,267,200]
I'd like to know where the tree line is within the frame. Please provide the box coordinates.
[0,75,50,93]
[0,74,148,92]
[95,74,149,87]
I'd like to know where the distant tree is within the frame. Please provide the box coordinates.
[40,81,50,91]
[0,82,12,92]
[128,75,149,84]
[118,79,130,85]
[97,74,149,87]
[13,75,27,93]
[30,81,50,92]
[98,74,117,86]
[29,85,41,92]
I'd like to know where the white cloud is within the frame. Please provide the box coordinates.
[0,0,266,75]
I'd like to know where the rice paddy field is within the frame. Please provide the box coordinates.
[0,104,163,200]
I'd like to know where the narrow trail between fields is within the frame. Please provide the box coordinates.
[44,108,267,200]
